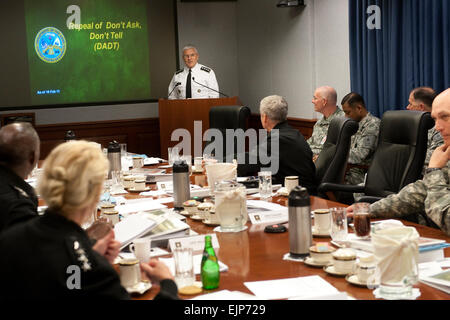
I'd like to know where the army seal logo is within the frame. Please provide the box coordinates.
[35,27,66,63]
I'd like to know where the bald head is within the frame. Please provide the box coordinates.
[0,123,40,178]
[431,88,450,146]
[312,86,338,117]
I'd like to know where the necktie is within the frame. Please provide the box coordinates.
[186,69,192,99]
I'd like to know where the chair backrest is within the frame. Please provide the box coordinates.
[364,110,434,197]
[315,117,359,186]
[207,105,251,159]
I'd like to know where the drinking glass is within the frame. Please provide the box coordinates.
[372,226,419,299]
[330,207,348,242]
[168,147,179,166]
[173,247,195,289]
[258,171,272,199]
[353,202,371,239]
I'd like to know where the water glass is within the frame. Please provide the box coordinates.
[330,207,348,242]
[173,247,195,289]
[258,171,272,199]
[372,226,419,299]
[168,147,179,165]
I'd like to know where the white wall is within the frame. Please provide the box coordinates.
[177,0,239,98]
[237,0,350,119]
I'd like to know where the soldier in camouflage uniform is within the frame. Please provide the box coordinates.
[348,88,450,236]
[406,87,444,171]
[307,86,345,161]
[341,93,381,185]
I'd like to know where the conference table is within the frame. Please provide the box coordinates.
[121,165,450,301]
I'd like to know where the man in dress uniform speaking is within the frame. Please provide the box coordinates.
[168,45,219,99]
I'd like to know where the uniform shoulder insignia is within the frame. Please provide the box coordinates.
[201,66,211,73]
[13,186,29,198]
[65,236,92,272]
[176,69,184,75]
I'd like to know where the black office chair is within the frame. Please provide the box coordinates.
[205,105,251,160]
[318,110,434,204]
[315,117,359,201]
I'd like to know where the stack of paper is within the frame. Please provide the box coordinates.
[114,212,158,249]
[244,276,347,300]
[246,200,288,225]
[115,198,167,217]
[419,267,450,294]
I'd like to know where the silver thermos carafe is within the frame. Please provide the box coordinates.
[172,160,190,210]
[107,140,121,179]
[288,186,312,258]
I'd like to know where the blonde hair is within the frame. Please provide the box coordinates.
[38,140,109,216]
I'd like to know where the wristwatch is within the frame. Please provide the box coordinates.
[425,167,442,174]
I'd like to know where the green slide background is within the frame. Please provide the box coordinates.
[24,0,151,106]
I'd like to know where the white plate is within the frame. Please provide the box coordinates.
[202,219,220,227]
[190,214,204,221]
[323,265,349,277]
[345,274,379,288]
[304,257,332,268]
[125,280,152,294]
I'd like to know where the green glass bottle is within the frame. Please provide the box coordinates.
[201,235,220,290]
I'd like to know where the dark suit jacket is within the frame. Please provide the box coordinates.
[238,121,317,194]
[0,165,38,233]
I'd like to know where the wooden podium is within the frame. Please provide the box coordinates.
[158,97,240,159]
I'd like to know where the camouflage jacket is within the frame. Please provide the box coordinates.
[370,161,450,236]
[307,107,345,156]
[345,113,381,185]
[424,127,444,170]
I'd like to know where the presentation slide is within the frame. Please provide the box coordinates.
[25,0,151,106]
[0,0,177,110]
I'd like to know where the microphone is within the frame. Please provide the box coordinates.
[167,82,181,99]
[192,77,229,98]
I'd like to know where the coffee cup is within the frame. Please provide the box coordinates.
[100,203,115,217]
[332,248,357,274]
[313,209,331,234]
[103,210,119,225]
[132,156,144,169]
[309,244,335,264]
[194,157,203,172]
[119,259,141,288]
[130,237,151,263]
[133,179,146,191]
[123,176,135,189]
[285,176,299,194]
[355,254,376,283]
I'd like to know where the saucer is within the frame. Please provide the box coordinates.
[323,265,349,277]
[179,210,192,217]
[125,280,152,294]
[192,169,204,173]
[128,187,150,193]
[312,227,330,238]
[190,214,204,221]
[213,225,248,233]
[304,257,332,268]
[202,219,220,227]
[345,274,379,288]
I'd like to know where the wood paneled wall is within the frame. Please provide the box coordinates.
[36,118,161,160]
[35,115,316,160]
